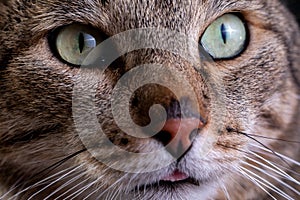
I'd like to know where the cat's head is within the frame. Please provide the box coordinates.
[0,0,299,199]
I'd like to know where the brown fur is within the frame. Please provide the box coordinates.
[0,0,299,199]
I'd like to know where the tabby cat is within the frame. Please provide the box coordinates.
[0,0,299,199]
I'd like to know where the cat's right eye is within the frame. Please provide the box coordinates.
[200,13,247,59]
[49,24,105,66]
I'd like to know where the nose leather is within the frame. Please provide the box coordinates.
[161,118,204,158]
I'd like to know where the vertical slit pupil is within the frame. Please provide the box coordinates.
[79,32,85,53]
[221,23,227,44]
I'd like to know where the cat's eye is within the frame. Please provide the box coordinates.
[51,24,104,66]
[200,14,247,59]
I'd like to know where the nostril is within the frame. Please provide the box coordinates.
[153,127,200,147]
[153,130,173,146]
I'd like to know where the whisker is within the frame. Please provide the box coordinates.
[220,143,300,179]
[227,127,291,167]
[82,179,107,200]
[34,148,87,179]
[96,173,128,199]
[8,165,78,200]
[106,184,123,200]
[244,134,300,143]
[76,170,123,200]
[220,182,231,200]
[219,142,300,189]
[247,151,299,185]
[244,155,299,185]
[124,171,142,195]
[238,167,277,200]
[105,188,116,200]
[240,166,294,200]
[67,176,102,200]
[249,146,300,178]
[243,161,300,195]
[217,143,250,154]
[81,163,129,200]
[53,175,90,200]
[250,144,300,166]
[27,164,84,200]
[81,171,115,200]
[43,169,85,200]
[3,148,87,200]
[0,176,27,199]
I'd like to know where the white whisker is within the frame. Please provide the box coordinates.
[27,165,84,200]
[8,165,79,200]
[250,144,300,166]
[250,149,300,178]
[83,163,132,200]
[81,170,113,200]
[0,176,26,199]
[67,176,102,200]
[245,155,299,185]
[44,170,85,200]
[220,182,231,200]
[53,175,89,200]
[240,166,294,200]
[243,161,300,195]
[238,167,277,200]
[81,168,119,200]
[123,172,141,195]
[246,151,299,185]
[106,185,122,200]
[95,173,127,199]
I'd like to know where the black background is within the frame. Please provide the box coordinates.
[285,0,300,24]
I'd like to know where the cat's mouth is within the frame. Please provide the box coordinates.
[160,169,199,184]
[133,169,201,192]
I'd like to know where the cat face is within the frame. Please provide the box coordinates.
[0,0,299,199]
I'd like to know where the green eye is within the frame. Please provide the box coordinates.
[200,14,247,59]
[54,24,104,66]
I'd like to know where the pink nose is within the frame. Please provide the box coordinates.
[158,118,204,158]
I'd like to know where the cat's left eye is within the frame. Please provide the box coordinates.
[200,14,247,59]
[50,24,105,66]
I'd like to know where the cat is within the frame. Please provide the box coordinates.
[0,0,299,199]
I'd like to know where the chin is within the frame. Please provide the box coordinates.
[119,183,216,200]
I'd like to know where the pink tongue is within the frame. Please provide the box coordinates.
[161,170,189,182]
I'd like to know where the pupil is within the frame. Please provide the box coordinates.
[78,32,85,53]
[221,23,227,44]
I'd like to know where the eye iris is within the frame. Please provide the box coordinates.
[200,13,247,59]
[54,24,101,66]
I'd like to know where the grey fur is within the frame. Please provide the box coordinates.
[0,0,299,199]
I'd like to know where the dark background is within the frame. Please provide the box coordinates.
[284,0,300,24]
